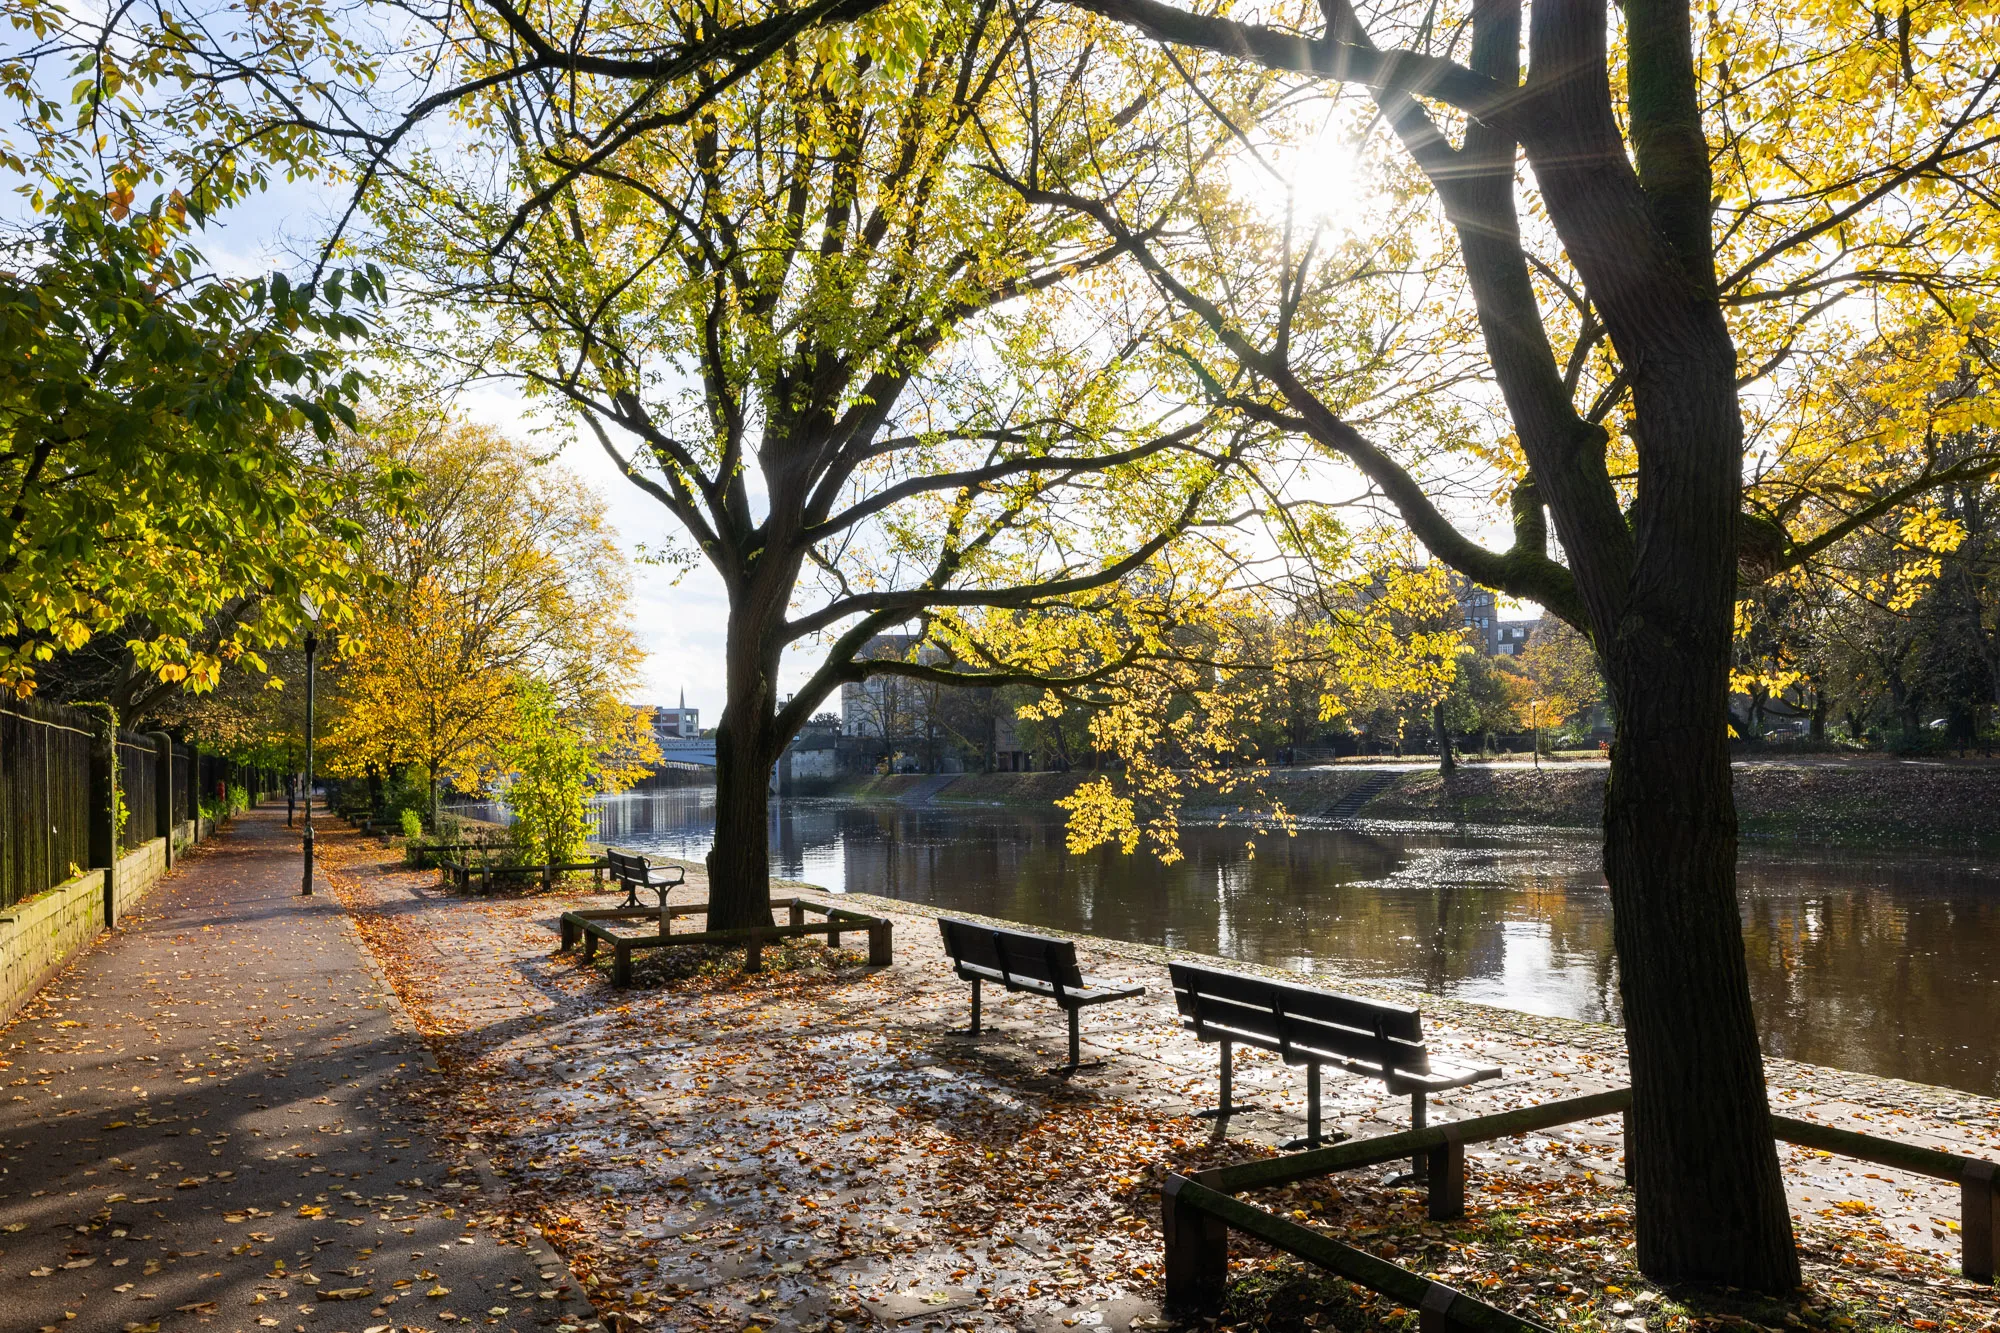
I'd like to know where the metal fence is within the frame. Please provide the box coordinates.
[115,732,159,855]
[0,700,96,910]
[0,699,283,911]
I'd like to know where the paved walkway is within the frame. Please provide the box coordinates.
[0,806,601,1333]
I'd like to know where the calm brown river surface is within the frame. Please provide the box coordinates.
[489,788,2000,1097]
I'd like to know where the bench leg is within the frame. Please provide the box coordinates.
[614,942,631,988]
[1049,1005,1105,1077]
[1195,1037,1259,1119]
[1411,1091,1429,1183]
[1427,1127,1466,1222]
[1162,1175,1228,1316]
[967,977,982,1035]
[1965,1160,1998,1283]
[1284,1062,1325,1150]
[867,919,891,967]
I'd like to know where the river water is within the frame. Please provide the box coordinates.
[469,787,2000,1097]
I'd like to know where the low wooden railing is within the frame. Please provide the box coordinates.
[1163,1086,1997,1328]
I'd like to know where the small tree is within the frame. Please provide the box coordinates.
[505,681,659,867]
[502,684,595,867]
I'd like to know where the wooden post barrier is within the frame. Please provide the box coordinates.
[1165,1175,1552,1331]
[1164,1085,1999,1321]
[1769,1111,1999,1283]
[1162,1175,1230,1313]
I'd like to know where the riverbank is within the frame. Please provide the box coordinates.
[814,757,2000,850]
[316,826,2000,1333]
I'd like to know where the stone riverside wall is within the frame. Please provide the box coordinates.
[0,818,208,1025]
[825,758,2000,851]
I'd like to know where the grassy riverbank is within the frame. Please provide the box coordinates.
[810,758,2000,852]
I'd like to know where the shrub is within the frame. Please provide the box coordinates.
[377,772,430,828]
[502,683,594,867]
[400,807,424,841]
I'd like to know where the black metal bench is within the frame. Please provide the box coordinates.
[938,918,1146,1076]
[607,848,684,908]
[555,850,702,945]
[1169,960,1501,1154]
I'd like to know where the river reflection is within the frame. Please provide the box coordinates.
[481,788,2000,1096]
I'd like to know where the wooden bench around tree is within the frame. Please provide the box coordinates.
[937,918,1146,1077]
[559,896,893,986]
[1169,960,1501,1155]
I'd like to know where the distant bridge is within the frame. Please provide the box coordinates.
[655,738,716,768]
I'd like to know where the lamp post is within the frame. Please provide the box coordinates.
[1530,699,1543,770]
[300,594,320,897]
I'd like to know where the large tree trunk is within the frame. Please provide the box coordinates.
[1435,699,1454,774]
[706,597,783,932]
[1599,353,1801,1289]
[707,718,774,930]
[1604,655,1797,1287]
[709,695,778,929]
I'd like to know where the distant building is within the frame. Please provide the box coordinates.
[1455,579,1501,655]
[1450,575,1540,657]
[777,721,841,790]
[653,690,699,740]
[1493,620,1537,656]
[840,634,929,737]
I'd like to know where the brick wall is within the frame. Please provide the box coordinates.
[0,825,198,1025]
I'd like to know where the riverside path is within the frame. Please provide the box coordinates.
[0,805,602,1333]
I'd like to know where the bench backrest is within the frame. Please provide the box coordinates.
[1169,960,1431,1076]
[606,848,646,883]
[938,918,1085,992]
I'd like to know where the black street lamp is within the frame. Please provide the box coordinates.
[300,595,320,896]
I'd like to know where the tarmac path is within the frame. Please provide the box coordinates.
[0,805,602,1333]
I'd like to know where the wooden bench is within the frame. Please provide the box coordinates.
[559,897,893,985]
[1169,960,1501,1154]
[937,918,1146,1077]
[441,856,607,894]
[410,836,509,869]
